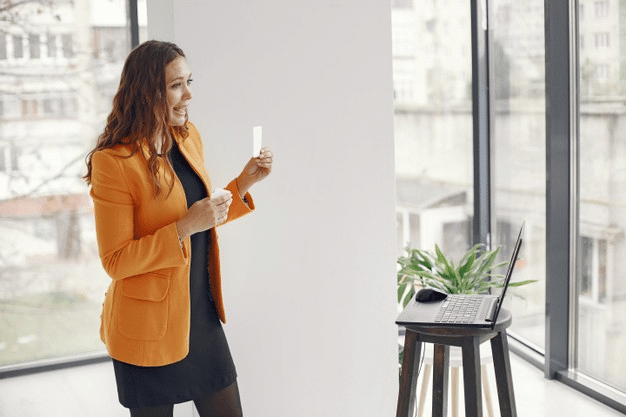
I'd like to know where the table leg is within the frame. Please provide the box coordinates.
[490,331,517,417]
[397,330,424,417]
[461,337,483,417]
[432,343,450,417]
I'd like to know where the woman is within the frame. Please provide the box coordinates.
[84,40,273,417]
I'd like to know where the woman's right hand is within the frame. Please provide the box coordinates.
[176,192,232,240]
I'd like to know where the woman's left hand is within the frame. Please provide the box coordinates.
[237,147,273,197]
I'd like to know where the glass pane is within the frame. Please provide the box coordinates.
[577,0,626,392]
[138,0,149,43]
[0,0,131,366]
[490,0,546,351]
[392,2,473,265]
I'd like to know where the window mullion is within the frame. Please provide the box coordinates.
[470,0,493,248]
[544,0,578,379]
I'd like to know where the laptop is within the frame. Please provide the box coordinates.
[396,222,524,329]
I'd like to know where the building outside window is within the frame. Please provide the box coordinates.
[578,1,626,391]
[392,0,473,264]
[0,0,146,369]
[488,0,547,351]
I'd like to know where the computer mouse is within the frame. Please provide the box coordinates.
[415,288,448,302]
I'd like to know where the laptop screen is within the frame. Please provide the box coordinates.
[490,222,525,328]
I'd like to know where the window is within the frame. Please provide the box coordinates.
[580,237,594,297]
[65,96,78,116]
[0,97,19,120]
[34,96,77,118]
[1,144,22,173]
[577,0,626,396]
[47,34,57,58]
[594,0,609,18]
[393,0,626,412]
[0,33,6,60]
[21,99,39,118]
[28,33,40,59]
[425,19,436,33]
[0,147,5,172]
[43,98,55,115]
[491,0,546,351]
[597,64,609,81]
[392,0,473,267]
[61,33,73,58]
[497,5,511,25]
[13,35,23,59]
[594,32,609,48]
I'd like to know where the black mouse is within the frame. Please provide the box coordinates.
[415,288,448,302]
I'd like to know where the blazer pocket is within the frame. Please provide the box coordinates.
[118,272,170,341]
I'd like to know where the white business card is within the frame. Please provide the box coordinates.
[253,126,262,157]
[211,188,230,198]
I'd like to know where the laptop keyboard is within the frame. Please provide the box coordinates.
[434,295,483,324]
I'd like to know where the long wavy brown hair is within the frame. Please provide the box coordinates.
[84,40,189,198]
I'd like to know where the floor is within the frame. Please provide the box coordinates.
[0,361,193,417]
[0,353,624,416]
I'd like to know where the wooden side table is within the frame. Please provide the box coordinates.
[396,309,516,417]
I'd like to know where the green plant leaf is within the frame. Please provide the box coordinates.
[415,251,434,270]
[458,251,476,279]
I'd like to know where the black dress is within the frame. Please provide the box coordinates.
[112,142,237,408]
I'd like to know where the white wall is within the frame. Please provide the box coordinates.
[150,1,398,416]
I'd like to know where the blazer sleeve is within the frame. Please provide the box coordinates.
[90,151,190,281]
[222,178,255,225]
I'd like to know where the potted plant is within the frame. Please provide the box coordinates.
[397,243,536,309]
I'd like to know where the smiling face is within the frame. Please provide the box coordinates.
[164,56,193,126]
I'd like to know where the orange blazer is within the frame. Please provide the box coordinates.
[90,122,254,367]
